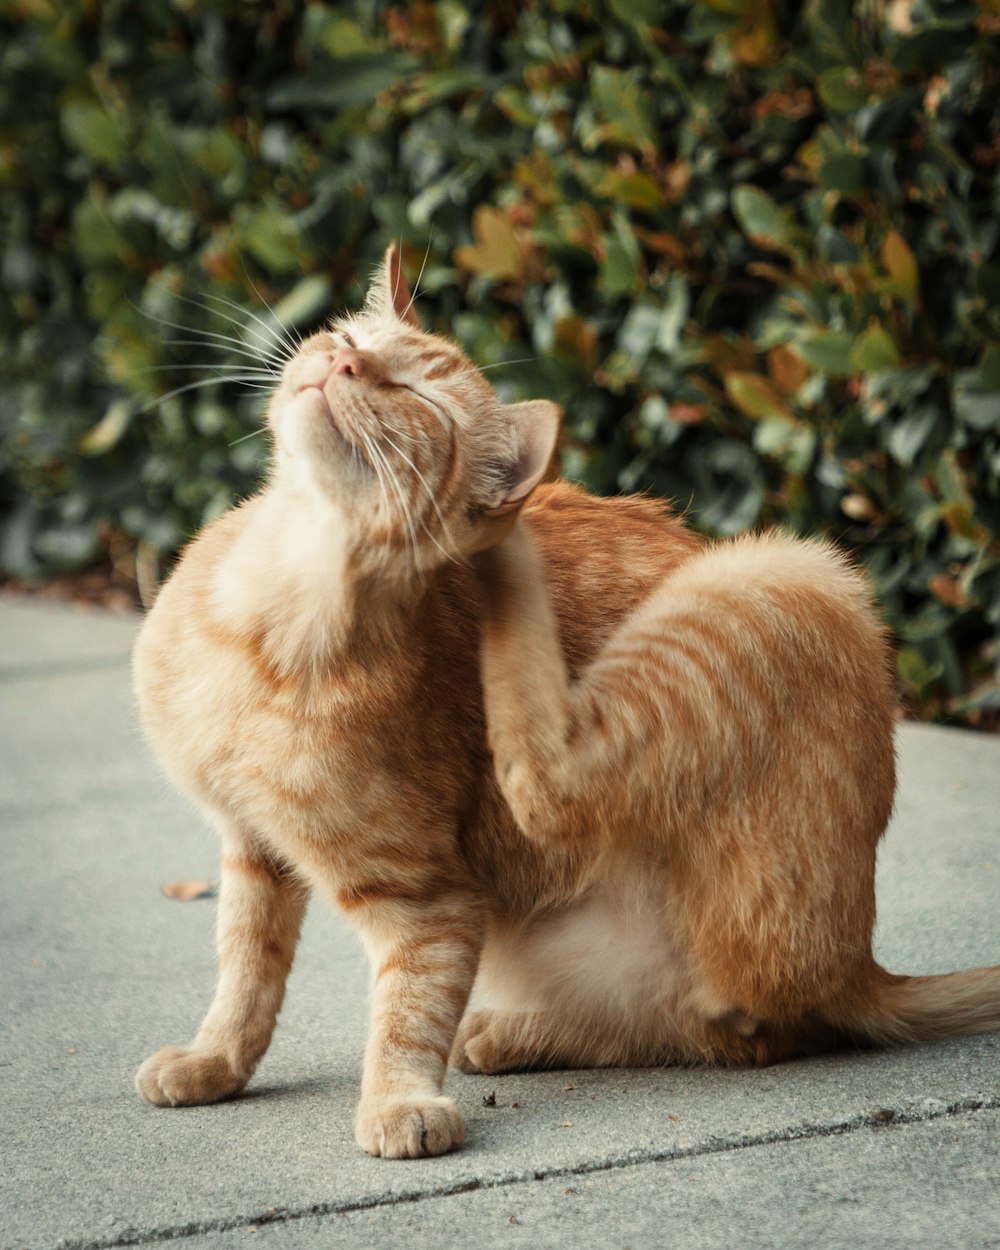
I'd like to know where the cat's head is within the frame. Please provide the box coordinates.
[266,245,559,573]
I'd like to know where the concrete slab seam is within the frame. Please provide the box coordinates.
[41,1093,1000,1250]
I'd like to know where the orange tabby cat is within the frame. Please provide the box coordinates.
[134,245,1000,1158]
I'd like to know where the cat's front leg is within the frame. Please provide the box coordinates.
[351,893,482,1158]
[136,826,306,1107]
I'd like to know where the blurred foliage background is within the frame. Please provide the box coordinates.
[1,0,999,724]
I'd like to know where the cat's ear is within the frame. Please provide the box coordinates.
[382,243,421,327]
[486,400,561,515]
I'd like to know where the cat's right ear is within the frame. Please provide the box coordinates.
[382,243,421,327]
[485,400,561,516]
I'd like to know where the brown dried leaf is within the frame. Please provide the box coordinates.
[454,205,533,283]
[767,345,811,396]
[929,574,966,607]
[161,880,216,901]
[670,401,708,426]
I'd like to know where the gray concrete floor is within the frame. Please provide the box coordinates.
[2,596,999,1250]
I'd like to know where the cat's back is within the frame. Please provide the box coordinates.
[525,480,702,571]
[522,482,705,674]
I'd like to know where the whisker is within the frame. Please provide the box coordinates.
[373,443,421,573]
[379,430,459,564]
[141,290,293,378]
[478,356,538,372]
[228,428,267,447]
[169,287,294,366]
[357,429,402,572]
[145,292,280,359]
[140,375,273,411]
[400,236,433,325]
[356,429,388,509]
[391,233,405,308]
[239,271,304,362]
[364,431,421,574]
[136,309,283,369]
[155,339,282,372]
[140,362,276,378]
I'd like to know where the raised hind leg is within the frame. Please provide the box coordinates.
[473,522,707,848]
[475,522,897,1071]
[473,523,634,847]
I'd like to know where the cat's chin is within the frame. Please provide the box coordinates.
[279,390,372,486]
[289,384,340,433]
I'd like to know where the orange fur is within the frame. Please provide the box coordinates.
[133,246,1000,1158]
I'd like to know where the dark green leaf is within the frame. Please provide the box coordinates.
[797,332,856,377]
[731,184,801,253]
[268,55,420,111]
[952,372,1000,431]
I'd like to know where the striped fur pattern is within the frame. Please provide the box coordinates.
[134,246,1000,1157]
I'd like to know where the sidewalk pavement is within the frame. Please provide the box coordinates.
[2,594,999,1250]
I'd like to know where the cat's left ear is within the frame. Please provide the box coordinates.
[486,400,561,515]
[382,243,421,327]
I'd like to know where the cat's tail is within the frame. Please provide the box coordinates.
[837,963,1000,1046]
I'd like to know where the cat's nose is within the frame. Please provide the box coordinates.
[330,348,367,379]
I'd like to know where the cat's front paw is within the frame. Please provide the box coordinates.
[355,1095,465,1158]
[135,1045,247,1107]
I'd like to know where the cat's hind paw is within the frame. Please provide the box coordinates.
[135,1045,247,1107]
[450,1009,528,1075]
[355,1095,465,1158]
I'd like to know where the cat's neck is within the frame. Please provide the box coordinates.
[210,479,422,675]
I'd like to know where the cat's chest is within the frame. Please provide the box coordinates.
[136,560,482,872]
[216,670,473,876]
[206,655,412,816]
[144,630,423,835]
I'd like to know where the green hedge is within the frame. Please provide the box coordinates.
[2,0,999,722]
